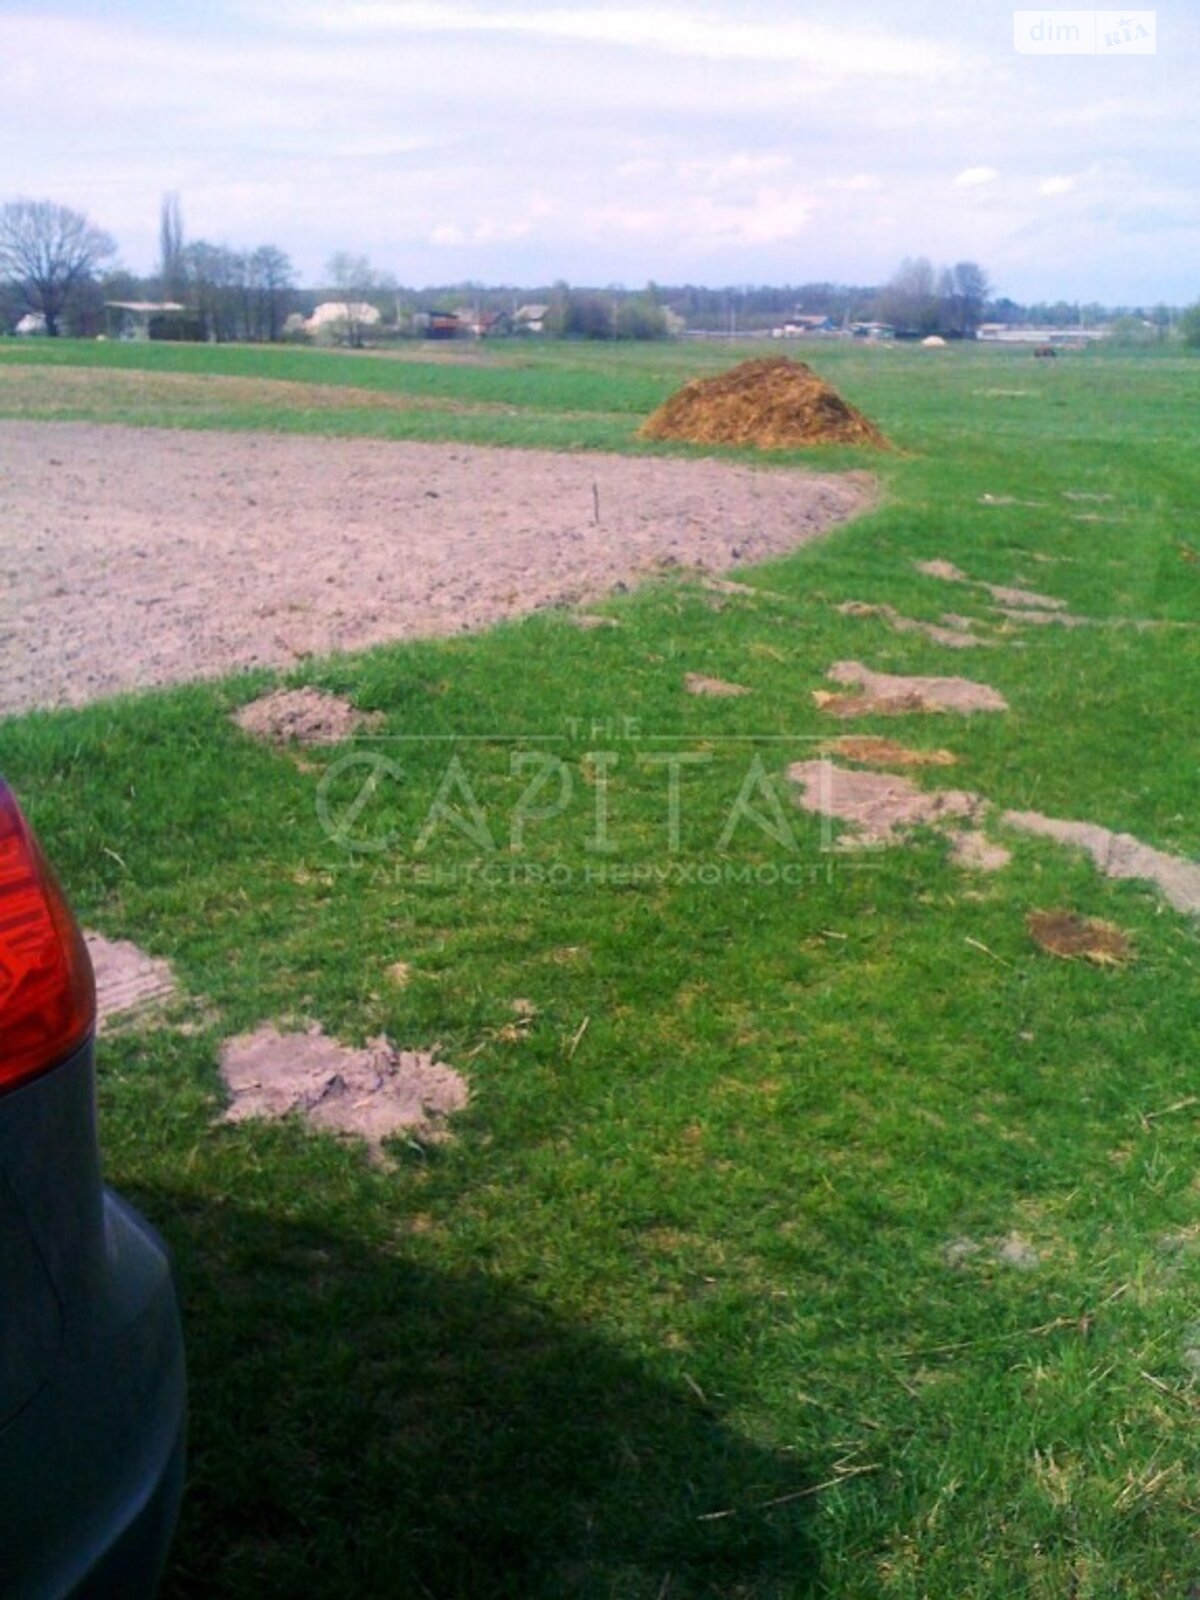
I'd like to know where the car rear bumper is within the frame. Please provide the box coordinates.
[0,1187,187,1600]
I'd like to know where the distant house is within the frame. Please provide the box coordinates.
[850,321,895,341]
[773,314,837,338]
[104,301,189,341]
[513,303,549,334]
[456,309,511,338]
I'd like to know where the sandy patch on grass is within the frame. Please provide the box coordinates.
[218,1022,467,1158]
[815,661,1009,717]
[788,761,985,847]
[684,672,751,698]
[233,686,383,746]
[568,613,621,629]
[995,606,1090,628]
[789,754,1200,908]
[0,419,872,717]
[944,1234,1041,1270]
[1004,811,1200,916]
[85,931,179,1030]
[1026,909,1132,965]
[915,559,1066,613]
[836,599,989,649]
[699,575,785,600]
[915,560,969,583]
[949,831,1013,872]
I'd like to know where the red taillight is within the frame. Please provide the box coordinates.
[0,782,96,1093]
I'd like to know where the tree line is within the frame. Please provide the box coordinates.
[2,193,1195,344]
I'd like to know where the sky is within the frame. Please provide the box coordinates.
[1,1,1197,302]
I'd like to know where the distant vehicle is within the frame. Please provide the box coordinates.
[0,779,186,1598]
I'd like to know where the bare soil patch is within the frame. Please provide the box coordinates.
[218,1022,468,1159]
[815,661,1009,717]
[1027,909,1132,965]
[821,736,959,768]
[684,672,750,698]
[949,831,1013,872]
[85,931,179,1030]
[788,761,984,847]
[837,599,989,649]
[995,606,1090,628]
[1004,811,1200,916]
[915,558,1066,613]
[234,686,383,746]
[0,420,872,717]
[639,358,890,451]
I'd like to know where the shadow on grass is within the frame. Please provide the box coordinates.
[138,1187,822,1600]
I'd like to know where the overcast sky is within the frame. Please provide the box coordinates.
[1,1,1195,301]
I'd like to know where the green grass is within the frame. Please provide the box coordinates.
[4,338,1200,1597]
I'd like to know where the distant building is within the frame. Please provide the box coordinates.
[417,309,463,340]
[456,309,511,338]
[977,323,1109,344]
[104,301,189,341]
[513,303,550,334]
[850,321,895,341]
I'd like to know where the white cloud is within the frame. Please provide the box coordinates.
[271,3,965,77]
[1039,175,1077,196]
[825,173,882,192]
[952,166,999,188]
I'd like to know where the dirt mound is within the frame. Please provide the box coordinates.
[234,687,383,746]
[639,358,889,451]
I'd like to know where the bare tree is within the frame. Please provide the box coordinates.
[326,252,380,347]
[248,245,295,341]
[0,198,116,335]
[182,241,244,341]
[949,261,991,336]
[875,256,940,334]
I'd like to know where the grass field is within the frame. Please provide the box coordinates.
[3,336,1200,1597]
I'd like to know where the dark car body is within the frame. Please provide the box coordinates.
[0,780,186,1598]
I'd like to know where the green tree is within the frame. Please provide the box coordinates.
[1180,303,1200,349]
[558,292,613,340]
[158,192,186,302]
